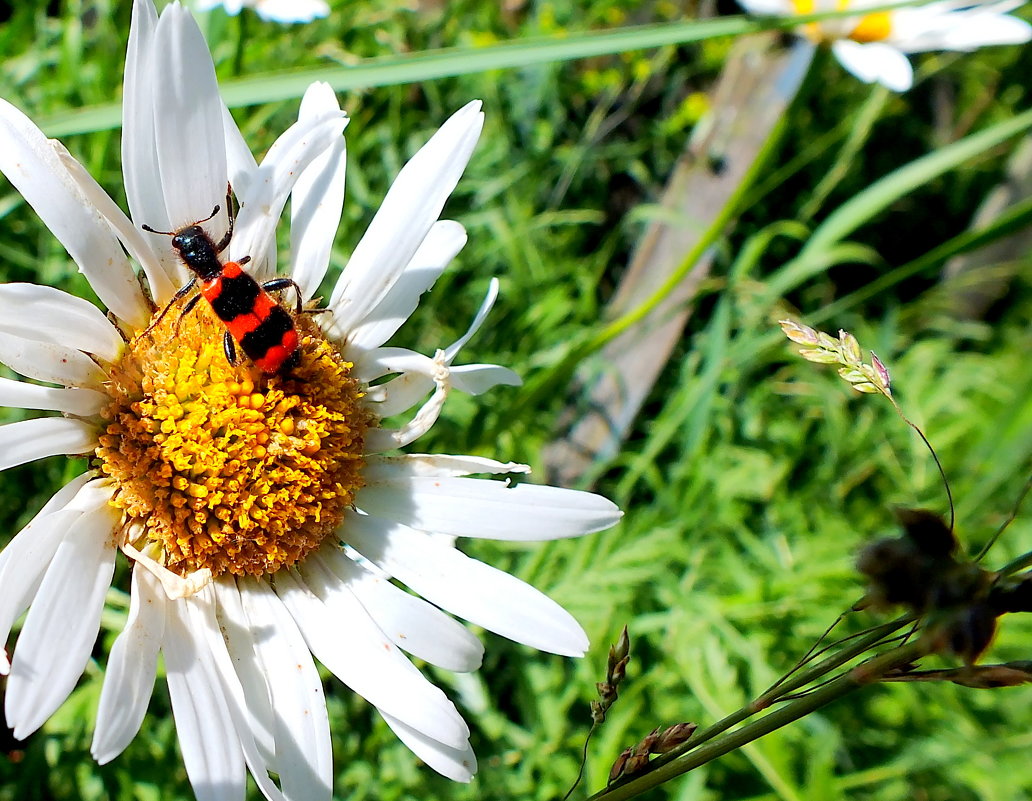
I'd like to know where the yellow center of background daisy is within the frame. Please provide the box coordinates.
[849,12,893,43]
[96,299,373,577]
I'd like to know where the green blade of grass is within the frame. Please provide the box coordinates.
[766,107,1032,299]
[40,16,766,137]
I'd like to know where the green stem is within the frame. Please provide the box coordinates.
[586,637,926,801]
[650,616,911,762]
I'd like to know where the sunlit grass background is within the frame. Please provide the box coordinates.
[1,0,1032,799]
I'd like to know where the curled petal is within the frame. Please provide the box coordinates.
[0,284,123,363]
[0,331,108,388]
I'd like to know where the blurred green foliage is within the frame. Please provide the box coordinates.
[1,0,1031,800]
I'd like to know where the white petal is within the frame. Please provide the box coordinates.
[444,277,498,363]
[56,144,176,316]
[212,579,276,769]
[328,102,484,337]
[0,284,123,363]
[123,0,187,296]
[222,102,258,199]
[152,5,228,234]
[0,472,94,674]
[343,513,590,656]
[92,566,166,764]
[363,371,435,419]
[164,596,247,801]
[450,364,523,395]
[237,578,332,801]
[891,3,1032,52]
[275,567,470,749]
[0,331,107,388]
[357,475,621,541]
[175,587,291,801]
[943,13,1032,48]
[832,40,914,91]
[6,496,118,737]
[380,710,477,782]
[352,346,430,384]
[0,377,106,416]
[289,83,347,301]
[0,100,147,324]
[0,417,97,472]
[316,548,484,672]
[343,220,467,355]
[738,0,793,13]
[231,113,348,283]
[254,0,330,22]
[363,453,531,480]
[122,0,163,232]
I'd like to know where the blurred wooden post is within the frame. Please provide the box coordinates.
[941,134,1032,319]
[543,35,813,488]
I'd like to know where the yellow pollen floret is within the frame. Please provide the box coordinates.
[97,300,374,578]
[849,11,893,42]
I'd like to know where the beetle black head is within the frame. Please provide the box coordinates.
[143,203,224,281]
[168,225,222,280]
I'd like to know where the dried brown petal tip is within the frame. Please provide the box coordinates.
[635,728,661,756]
[653,722,698,754]
[624,752,650,777]
[954,662,1032,689]
[611,655,629,686]
[608,748,632,784]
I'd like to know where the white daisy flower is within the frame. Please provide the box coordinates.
[0,0,621,798]
[192,0,330,23]
[739,0,1032,90]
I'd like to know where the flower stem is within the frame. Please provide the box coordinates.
[585,617,918,801]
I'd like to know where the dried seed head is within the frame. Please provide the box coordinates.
[653,722,698,754]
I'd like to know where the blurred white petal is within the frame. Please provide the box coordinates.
[0,284,123,363]
[380,710,477,783]
[236,578,332,801]
[832,40,914,91]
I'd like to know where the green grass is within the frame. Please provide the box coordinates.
[1,1,1032,800]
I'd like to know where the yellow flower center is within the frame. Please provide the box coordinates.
[849,12,893,42]
[789,0,892,43]
[96,297,373,578]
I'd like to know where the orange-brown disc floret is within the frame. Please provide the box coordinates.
[97,299,375,578]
